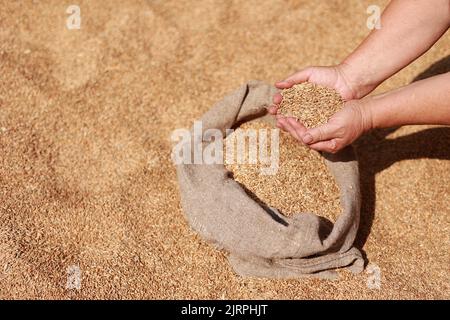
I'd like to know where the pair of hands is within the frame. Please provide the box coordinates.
[268,65,372,153]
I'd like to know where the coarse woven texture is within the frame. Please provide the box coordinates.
[225,121,341,220]
[278,83,343,128]
[177,80,363,279]
[0,0,449,299]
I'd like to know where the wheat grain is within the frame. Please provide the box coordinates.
[278,82,343,128]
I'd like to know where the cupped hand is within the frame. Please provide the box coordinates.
[267,65,370,153]
[270,65,357,111]
[275,100,372,153]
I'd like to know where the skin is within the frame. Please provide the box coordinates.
[269,0,450,153]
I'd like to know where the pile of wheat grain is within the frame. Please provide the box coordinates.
[224,121,341,220]
[278,82,343,128]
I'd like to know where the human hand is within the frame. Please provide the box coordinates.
[270,64,358,107]
[268,64,360,133]
[267,64,370,153]
[272,99,372,153]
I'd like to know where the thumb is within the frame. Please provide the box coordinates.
[301,124,338,144]
[275,68,313,89]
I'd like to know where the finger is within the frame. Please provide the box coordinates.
[273,93,283,105]
[275,115,288,131]
[277,117,299,140]
[284,68,312,83]
[283,121,302,141]
[275,68,312,89]
[286,118,307,142]
[267,105,278,115]
[276,116,291,132]
[275,121,285,130]
[308,139,340,154]
[301,124,338,144]
[275,81,295,89]
[282,117,303,141]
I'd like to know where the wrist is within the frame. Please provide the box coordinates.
[345,97,375,133]
[359,97,375,132]
[338,61,380,99]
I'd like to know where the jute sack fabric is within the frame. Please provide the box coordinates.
[176,81,364,279]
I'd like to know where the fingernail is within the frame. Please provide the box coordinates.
[303,134,313,143]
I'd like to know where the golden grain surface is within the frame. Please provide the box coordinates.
[278,83,343,128]
[225,121,341,220]
[0,0,448,299]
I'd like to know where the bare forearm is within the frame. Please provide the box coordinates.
[363,72,450,129]
[341,0,450,97]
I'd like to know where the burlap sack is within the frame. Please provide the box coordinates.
[176,80,364,279]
